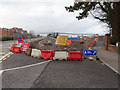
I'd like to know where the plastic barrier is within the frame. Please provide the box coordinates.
[40,50,54,60]
[31,49,41,58]
[22,44,30,51]
[13,47,21,53]
[53,51,68,60]
[10,44,15,52]
[26,48,32,56]
[88,42,95,49]
[67,52,83,60]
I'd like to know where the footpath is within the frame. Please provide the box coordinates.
[97,47,119,74]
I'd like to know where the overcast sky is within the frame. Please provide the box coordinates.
[0,0,109,35]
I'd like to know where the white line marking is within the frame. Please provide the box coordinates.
[3,58,7,61]
[100,59,119,75]
[0,60,52,75]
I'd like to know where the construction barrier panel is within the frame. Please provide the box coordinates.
[67,52,83,60]
[13,47,21,53]
[40,50,54,60]
[53,51,68,60]
[25,48,32,56]
[31,49,41,58]
[22,43,30,51]
[10,44,15,52]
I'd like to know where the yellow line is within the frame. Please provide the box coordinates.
[0,52,12,61]
[0,52,5,54]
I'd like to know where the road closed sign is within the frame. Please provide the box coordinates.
[84,50,97,56]
[55,36,68,45]
[22,44,29,51]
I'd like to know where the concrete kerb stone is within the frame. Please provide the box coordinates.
[31,49,41,58]
[53,51,68,60]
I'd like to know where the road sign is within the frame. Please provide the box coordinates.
[84,50,97,56]
[18,37,24,43]
[55,36,68,45]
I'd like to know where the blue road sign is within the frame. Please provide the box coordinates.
[84,50,97,56]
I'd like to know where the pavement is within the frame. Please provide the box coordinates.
[95,41,119,74]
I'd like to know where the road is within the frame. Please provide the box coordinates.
[1,53,119,88]
[0,39,119,88]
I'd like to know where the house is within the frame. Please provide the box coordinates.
[0,28,9,37]
[0,27,28,38]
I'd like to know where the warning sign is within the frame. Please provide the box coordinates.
[18,37,24,43]
[88,37,92,41]
[55,36,68,45]
[22,44,29,51]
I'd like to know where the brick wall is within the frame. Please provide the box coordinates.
[108,45,116,52]
[0,28,8,37]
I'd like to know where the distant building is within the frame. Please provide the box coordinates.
[0,27,28,38]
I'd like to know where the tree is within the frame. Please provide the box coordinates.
[65,1,120,42]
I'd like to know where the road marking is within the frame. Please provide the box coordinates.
[0,52,12,61]
[0,60,52,75]
[1,47,10,48]
[100,59,119,75]
[4,60,52,71]
[0,52,5,54]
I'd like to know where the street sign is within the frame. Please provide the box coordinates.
[18,37,24,43]
[84,50,97,56]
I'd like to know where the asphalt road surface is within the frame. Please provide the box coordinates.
[1,53,119,88]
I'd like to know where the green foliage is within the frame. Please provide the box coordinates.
[110,36,117,45]
[0,36,13,41]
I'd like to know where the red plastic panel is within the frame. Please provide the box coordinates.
[10,44,15,52]
[13,47,21,53]
[22,44,30,51]
[40,50,54,60]
[67,52,83,60]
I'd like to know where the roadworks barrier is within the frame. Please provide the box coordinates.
[10,44,15,52]
[40,50,54,60]
[31,49,41,58]
[67,52,83,61]
[53,51,68,60]
[13,47,21,53]
[25,48,32,56]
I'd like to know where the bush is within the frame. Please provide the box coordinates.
[110,36,117,45]
[0,36,13,41]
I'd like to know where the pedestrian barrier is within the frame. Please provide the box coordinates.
[40,50,54,60]
[67,52,83,60]
[10,44,15,52]
[53,51,68,60]
[31,49,41,58]
[25,48,32,56]
[13,47,21,53]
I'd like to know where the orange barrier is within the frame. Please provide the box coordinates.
[88,42,95,49]
[40,50,54,60]
[67,52,83,60]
